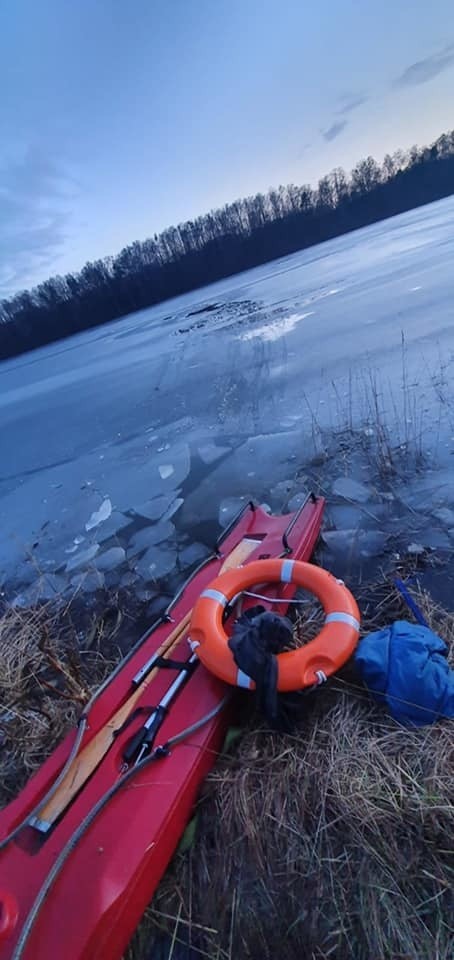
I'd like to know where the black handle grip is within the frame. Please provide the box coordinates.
[123,724,150,765]
[143,706,166,745]
[122,706,167,764]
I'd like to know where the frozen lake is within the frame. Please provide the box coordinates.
[1,195,454,600]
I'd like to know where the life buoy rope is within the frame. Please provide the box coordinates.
[190,559,360,691]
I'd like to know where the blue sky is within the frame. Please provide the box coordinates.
[1,0,454,297]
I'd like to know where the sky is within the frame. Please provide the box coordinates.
[1,0,454,298]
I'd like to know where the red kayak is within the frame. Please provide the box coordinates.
[0,495,324,960]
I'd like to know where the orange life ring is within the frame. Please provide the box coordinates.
[190,559,360,691]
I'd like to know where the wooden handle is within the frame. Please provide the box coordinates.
[33,536,260,830]
[34,615,190,829]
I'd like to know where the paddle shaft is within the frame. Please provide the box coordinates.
[126,653,198,766]
[31,536,259,831]
[31,616,190,831]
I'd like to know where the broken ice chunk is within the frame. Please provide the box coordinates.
[135,546,176,580]
[332,477,370,503]
[70,570,105,592]
[85,498,112,531]
[218,497,249,528]
[179,542,211,568]
[12,574,68,607]
[198,443,231,465]
[127,521,175,558]
[160,498,184,522]
[132,495,178,522]
[66,543,100,572]
[96,547,126,571]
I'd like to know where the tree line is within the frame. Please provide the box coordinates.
[1,130,454,360]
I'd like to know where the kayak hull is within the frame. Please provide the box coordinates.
[0,497,324,960]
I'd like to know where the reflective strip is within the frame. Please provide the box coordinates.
[281,559,295,583]
[237,669,253,689]
[315,670,327,685]
[325,612,360,630]
[201,588,228,608]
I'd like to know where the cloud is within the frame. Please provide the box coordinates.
[0,148,76,298]
[395,43,454,88]
[337,95,368,116]
[322,120,347,142]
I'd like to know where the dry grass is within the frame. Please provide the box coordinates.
[0,601,122,807]
[126,579,454,960]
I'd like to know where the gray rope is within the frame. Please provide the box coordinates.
[242,590,314,605]
[11,697,228,960]
[0,615,168,851]
[0,717,87,853]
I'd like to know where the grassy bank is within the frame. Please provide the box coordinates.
[0,593,139,806]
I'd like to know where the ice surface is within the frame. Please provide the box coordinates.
[96,547,126,571]
[160,498,184,522]
[4,198,454,593]
[399,469,453,512]
[322,529,358,553]
[331,477,371,503]
[287,492,309,512]
[156,443,190,485]
[433,507,454,527]
[95,511,131,544]
[12,574,68,607]
[358,530,390,558]
[416,529,452,550]
[126,521,174,558]
[179,542,211,568]
[70,570,105,592]
[65,536,86,554]
[327,504,364,529]
[218,497,249,527]
[269,479,294,504]
[66,543,100,572]
[323,529,388,558]
[119,570,140,588]
[134,546,177,581]
[198,443,231,465]
[85,498,112,531]
[132,495,179,522]
[159,465,174,480]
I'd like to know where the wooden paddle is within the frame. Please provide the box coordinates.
[32,536,260,832]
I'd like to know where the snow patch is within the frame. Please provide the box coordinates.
[238,312,314,343]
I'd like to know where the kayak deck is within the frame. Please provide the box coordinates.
[0,496,324,960]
